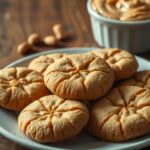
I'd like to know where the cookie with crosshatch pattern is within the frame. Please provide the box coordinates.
[28,53,67,75]
[90,48,138,81]
[117,70,150,90]
[88,86,150,142]
[44,53,115,100]
[0,67,49,111]
[18,95,89,143]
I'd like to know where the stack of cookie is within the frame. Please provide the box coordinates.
[0,48,149,143]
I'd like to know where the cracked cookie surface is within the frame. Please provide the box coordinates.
[88,86,150,142]
[44,54,114,100]
[0,67,49,111]
[28,53,67,75]
[90,48,138,81]
[117,70,150,90]
[18,95,89,143]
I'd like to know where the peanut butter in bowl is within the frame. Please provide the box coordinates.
[92,0,150,21]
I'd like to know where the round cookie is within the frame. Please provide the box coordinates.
[117,70,150,90]
[0,67,49,111]
[44,53,114,101]
[89,86,150,142]
[90,48,138,81]
[28,53,66,75]
[18,95,89,143]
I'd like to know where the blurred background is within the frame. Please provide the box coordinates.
[0,0,150,69]
[0,0,97,69]
[0,0,150,149]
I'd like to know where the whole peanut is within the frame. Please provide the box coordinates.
[17,42,30,55]
[52,24,68,40]
[28,33,41,45]
[43,35,58,46]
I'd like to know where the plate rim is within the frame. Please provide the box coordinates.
[0,47,150,150]
[6,47,95,68]
[5,47,150,69]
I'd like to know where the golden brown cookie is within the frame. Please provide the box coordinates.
[44,54,114,100]
[117,70,150,90]
[0,67,49,111]
[18,95,89,143]
[90,48,138,81]
[89,86,150,142]
[28,53,66,75]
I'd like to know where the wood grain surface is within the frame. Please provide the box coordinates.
[0,0,149,150]
[0,0,98,69]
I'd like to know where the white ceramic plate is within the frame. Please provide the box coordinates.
[0,48,150,150]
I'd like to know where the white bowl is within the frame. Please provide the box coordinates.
[87,0,150,53]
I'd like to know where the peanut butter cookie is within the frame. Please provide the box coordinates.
[117,70,150,90]
[89,86,150,142]
[28,53,66,75]
[44,54,114,100]
[90,48,138,81]
[0,67,49,111]
[18,95,89,143]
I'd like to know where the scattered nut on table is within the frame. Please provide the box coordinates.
[52,24,68,40]
[43,35,58,46]
[17,23,70,55]
[27,33,41,45]
[17,42,31,55]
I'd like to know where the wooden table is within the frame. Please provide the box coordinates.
[0,0,149,149]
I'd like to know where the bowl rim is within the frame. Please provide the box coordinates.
[87,0,150,26]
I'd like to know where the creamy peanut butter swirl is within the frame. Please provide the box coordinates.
[92,0,150,21]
